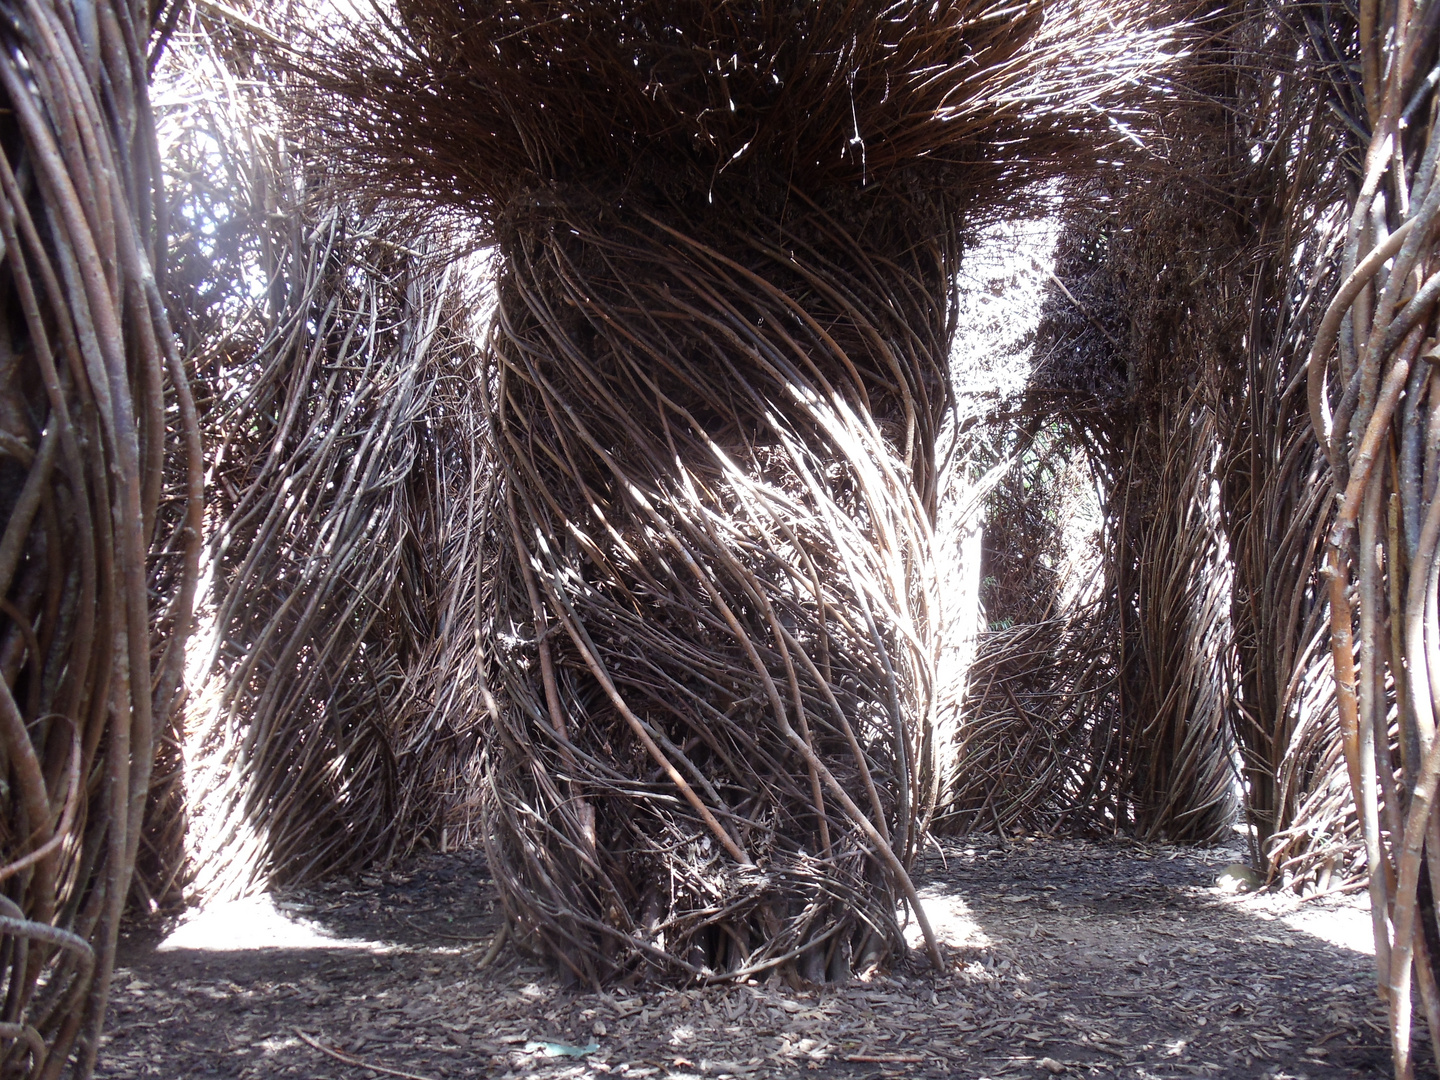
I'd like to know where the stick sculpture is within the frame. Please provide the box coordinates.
[304,0,1172,983]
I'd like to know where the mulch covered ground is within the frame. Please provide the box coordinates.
[98,838,1402,1079]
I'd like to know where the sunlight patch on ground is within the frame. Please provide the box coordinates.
[1203,837,1376,957]
[904,886,993,951]
[157,894,388,953]
[1276,900,1375,957]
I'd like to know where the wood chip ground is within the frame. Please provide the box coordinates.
[97,838,1406,1078]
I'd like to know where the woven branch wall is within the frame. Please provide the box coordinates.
[935,432,1127,837]
[146,13,499,908]
[297,0,1178,982]
[0,0,201,1075]
[4,0,1431,1074]
[479,191,953,982]
[996,1,1359,858]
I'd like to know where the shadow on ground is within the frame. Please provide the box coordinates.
[98,839,1402,1079]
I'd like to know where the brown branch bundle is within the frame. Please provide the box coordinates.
[1301,2,1440,1074]
[479,197,952,982]
[1118,399,1241,841]
[1004,3,1362,857]
[1211,4,1356,885]
[161,33,489,898]
[153,15,494,901]
[1268,653,1354,891]
[292,0,1182,983]
[930,424,1127,838]
[180,213,485,896]
[973,438,1072,628]
[1026,211,1244,845]
[298,0,1174,238]
[938,609,1125,837]
[0,0,201,1075]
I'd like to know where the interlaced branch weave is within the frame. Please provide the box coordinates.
[1303,4,1440,1075]
[150,9,496,904]
[300,0,1177,982]
[1005,2,1360,854]
[0,0,201,1075]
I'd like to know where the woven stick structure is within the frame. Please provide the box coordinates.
[1011,215,1246,844]
[1212,2,1353,887]
[976,2,1361,866]
[1305,4,1440,1075]
[0,0,201,1075]
[940,609,1125,836]
[150,10,494,901]
[16,0,1440,1073]
[932,427,1126,836]
[298,0,1176,983]
[985,15,1440,1076]
[179,212,486,898]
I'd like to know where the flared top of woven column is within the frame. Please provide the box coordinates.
[298,0,1180,239]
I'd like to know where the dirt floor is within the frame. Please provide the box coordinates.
[97,837,1405,1079]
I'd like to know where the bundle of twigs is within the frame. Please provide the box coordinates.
[179,212,484,896]
[1116,398,1241,841]
[1005,2,1366,856]
[1107,2,1361,871]
[1302,3,1440,1074]
[299,0,1178,982]
[974,437,1070,629]
[932,423,1125,837]
[145,10,497,904]
[1267,659,1353,891]
[1027,200,1244,844]
[1210,3,1354,882]
[155,10,490,897]
[482,209,953,981]
[0,0,201,1074]
[939,608,1125,836]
